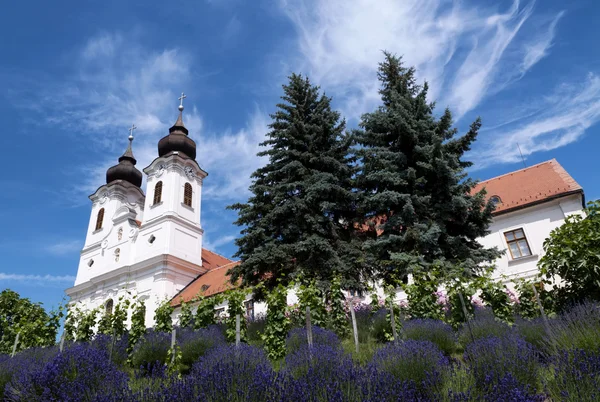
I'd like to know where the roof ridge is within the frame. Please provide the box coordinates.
[202,247,235,263]
[477,159,557,185]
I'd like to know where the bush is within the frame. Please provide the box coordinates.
[514,317,552,355]
[370,340,449,395]
[186,344,280,401]
[551,302,600,354]
[371,308,392,343]
[464,335,542,394]
[352,303,373,343]
[286,326,340,354]
[130,330,171,375]
[0,347,57,399]
[403,319,456,355]
[458,308,513,347]
[91,333,129,367]
[283,344,361,401]
[546,349,600,401]
[247,314,267,345]
[178,326,225,374]
[5,343,128,401]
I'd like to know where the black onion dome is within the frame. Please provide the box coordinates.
[106,139,143,188]
[157,112,197,160]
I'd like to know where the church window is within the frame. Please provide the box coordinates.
[490,195,502,206]
[153,181,163,205]
[245,299,255,320]
[117,227,123,240]
[504,229,532,259]
[114,248,120,262]
[183,183,193,207]
[148,234,156,244]
[105,299,114,316]
[95,208,105,231]
[87,259,94,267]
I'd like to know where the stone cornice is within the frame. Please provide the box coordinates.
[89,181,146,203]
[143,152,208,181]
[139,212,204,234]
[65,254,207,297]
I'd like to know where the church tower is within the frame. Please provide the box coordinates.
[73,126,145,287]
[66,93,210,327]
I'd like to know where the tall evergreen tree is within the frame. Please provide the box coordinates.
[228,74,361,290]
[354,52,499,285]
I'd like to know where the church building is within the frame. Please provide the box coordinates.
[65,95,238,326]
[66,94,586,324]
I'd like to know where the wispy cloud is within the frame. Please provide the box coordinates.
[0,273,76,284]
[471,73,600,169]
[279,0,563,120]
[45,240,82,256]
[204,234,237,252]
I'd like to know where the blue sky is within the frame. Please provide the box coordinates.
[1,0,599,311]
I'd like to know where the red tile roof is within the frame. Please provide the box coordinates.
[472,159,583,215]
[171,249,240,307]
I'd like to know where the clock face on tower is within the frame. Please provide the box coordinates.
[184,166,194,179]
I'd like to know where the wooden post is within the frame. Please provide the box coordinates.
[235,314,241,347]
[305,306,313,348]
[458,292,475,344]
[171,328,177,364]
[530,283,556,351]
[11,332,20,358]
[349,300,359,354]
[59,331,65,353]
[389,298,398,342]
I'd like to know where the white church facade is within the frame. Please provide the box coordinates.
[66,95,585,324]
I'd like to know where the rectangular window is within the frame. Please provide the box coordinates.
[244,299,254,320]
[504,228,532,259]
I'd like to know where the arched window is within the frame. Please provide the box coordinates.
[95,208,105,231]
[105,299,114,316]
[490,195,502,206]
[183,183,193,207]
[153,181,163,205]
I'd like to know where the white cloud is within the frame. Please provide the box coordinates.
[0,273,76,283]
[471,73,600,169]
[279,0,564,120]
[45,240,82,256]
[204,234,237,252]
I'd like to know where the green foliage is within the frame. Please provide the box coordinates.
[0,289,62,354]
[403,267,444,320]
[112,296,130,337]
[166,342,182,377]
[539,200,600,309]
[194,294,223,329]
[97,310,112,335]
[261,283,290,360]
[514,279,540,319]
[62,306,77,341]
[354,52,499,284]
[384,287,402,341]
[228,73,362,290]
[154,298,174,333]
[297,278,326,328]
[178,298,194,328]
[327,276,349,338]
[476,272,514,324]
[75,307,98,342]
[225,289,247,343]
[127,297,147,365]
[445,274,477,329]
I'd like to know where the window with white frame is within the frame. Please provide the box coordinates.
[504,228,532,259]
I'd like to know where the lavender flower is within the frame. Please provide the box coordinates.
[403,319,457,355]
[286,326,340,353]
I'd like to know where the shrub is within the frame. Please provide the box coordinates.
[546,349,600,401]
[130,330,171,375]
[371,308,391,343]
[178,325,225,374]
[370,340,449,395]
[247,314,267,345]
[464,335,542,394]
[91,333,129,367]
[182,344,281,401]
[403,319,456,355]
[5,343,128,401]
[283,344,361,401]
[514,317,552,355]
[458,308,513,347]
[286,326,340,354]
[0,347,57,399]
[551,302,600,353]
[352,303,373,343]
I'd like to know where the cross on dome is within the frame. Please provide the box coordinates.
[178,92,186,112]
[128,124,137,141]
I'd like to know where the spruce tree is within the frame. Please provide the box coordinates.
[355,52,499,285]
[228,73,361,290]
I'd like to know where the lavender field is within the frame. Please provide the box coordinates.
[2,302,600,402]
